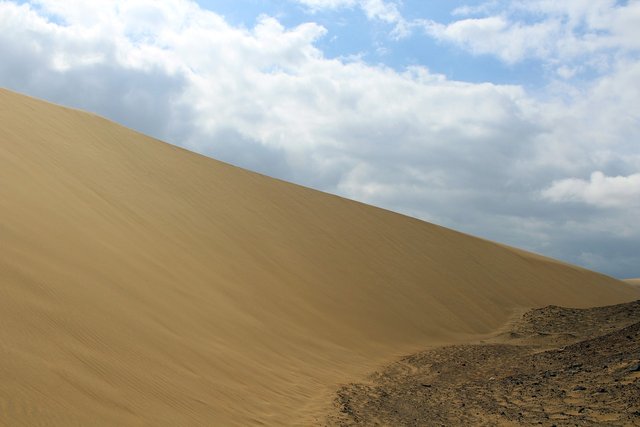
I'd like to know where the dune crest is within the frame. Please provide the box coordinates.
[1,88,638,425]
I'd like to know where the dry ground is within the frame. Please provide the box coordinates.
[327,300,640,426]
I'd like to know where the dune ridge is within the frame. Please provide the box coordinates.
[1,88,638,425]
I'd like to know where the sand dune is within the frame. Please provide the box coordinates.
[626,279,640,286]
[1,88,638,426]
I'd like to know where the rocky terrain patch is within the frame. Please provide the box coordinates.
[327,300,640,426]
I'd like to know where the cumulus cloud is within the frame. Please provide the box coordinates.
[0,0,639,277]
[293,0,357,9]
[292,0,408,37]
[423,16,559,64]
[543,172,640,208]
[422,0,640,75]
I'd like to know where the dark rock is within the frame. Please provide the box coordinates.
[628,363,640,372]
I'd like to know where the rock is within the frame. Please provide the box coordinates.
[573,385,586,391]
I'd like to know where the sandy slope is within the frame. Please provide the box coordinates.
[626,279,640,286]
[0,88,638,426]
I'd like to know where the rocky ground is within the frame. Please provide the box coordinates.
[326,300,640,426]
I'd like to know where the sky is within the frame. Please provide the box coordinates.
[1,0,639,278]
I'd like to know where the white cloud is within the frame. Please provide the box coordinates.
[423,16,559,64]
[452,1,500,17]
[423,0,640,75]
[543,172,640,208]
[292,0,408,37]
[293,0,357,9]
[359,0,403,24]
[297,0,640,74]
[0,0,639,277]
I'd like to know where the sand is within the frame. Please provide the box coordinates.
[1,87,639,425]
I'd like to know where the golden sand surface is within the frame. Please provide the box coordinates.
[1,88,638,425]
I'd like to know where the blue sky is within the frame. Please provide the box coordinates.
[1,0,639,278]
[197,0,544,86]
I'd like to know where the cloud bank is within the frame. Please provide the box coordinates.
[0,0,638,277]
[424,1,640,74]
[543,172,640,208]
